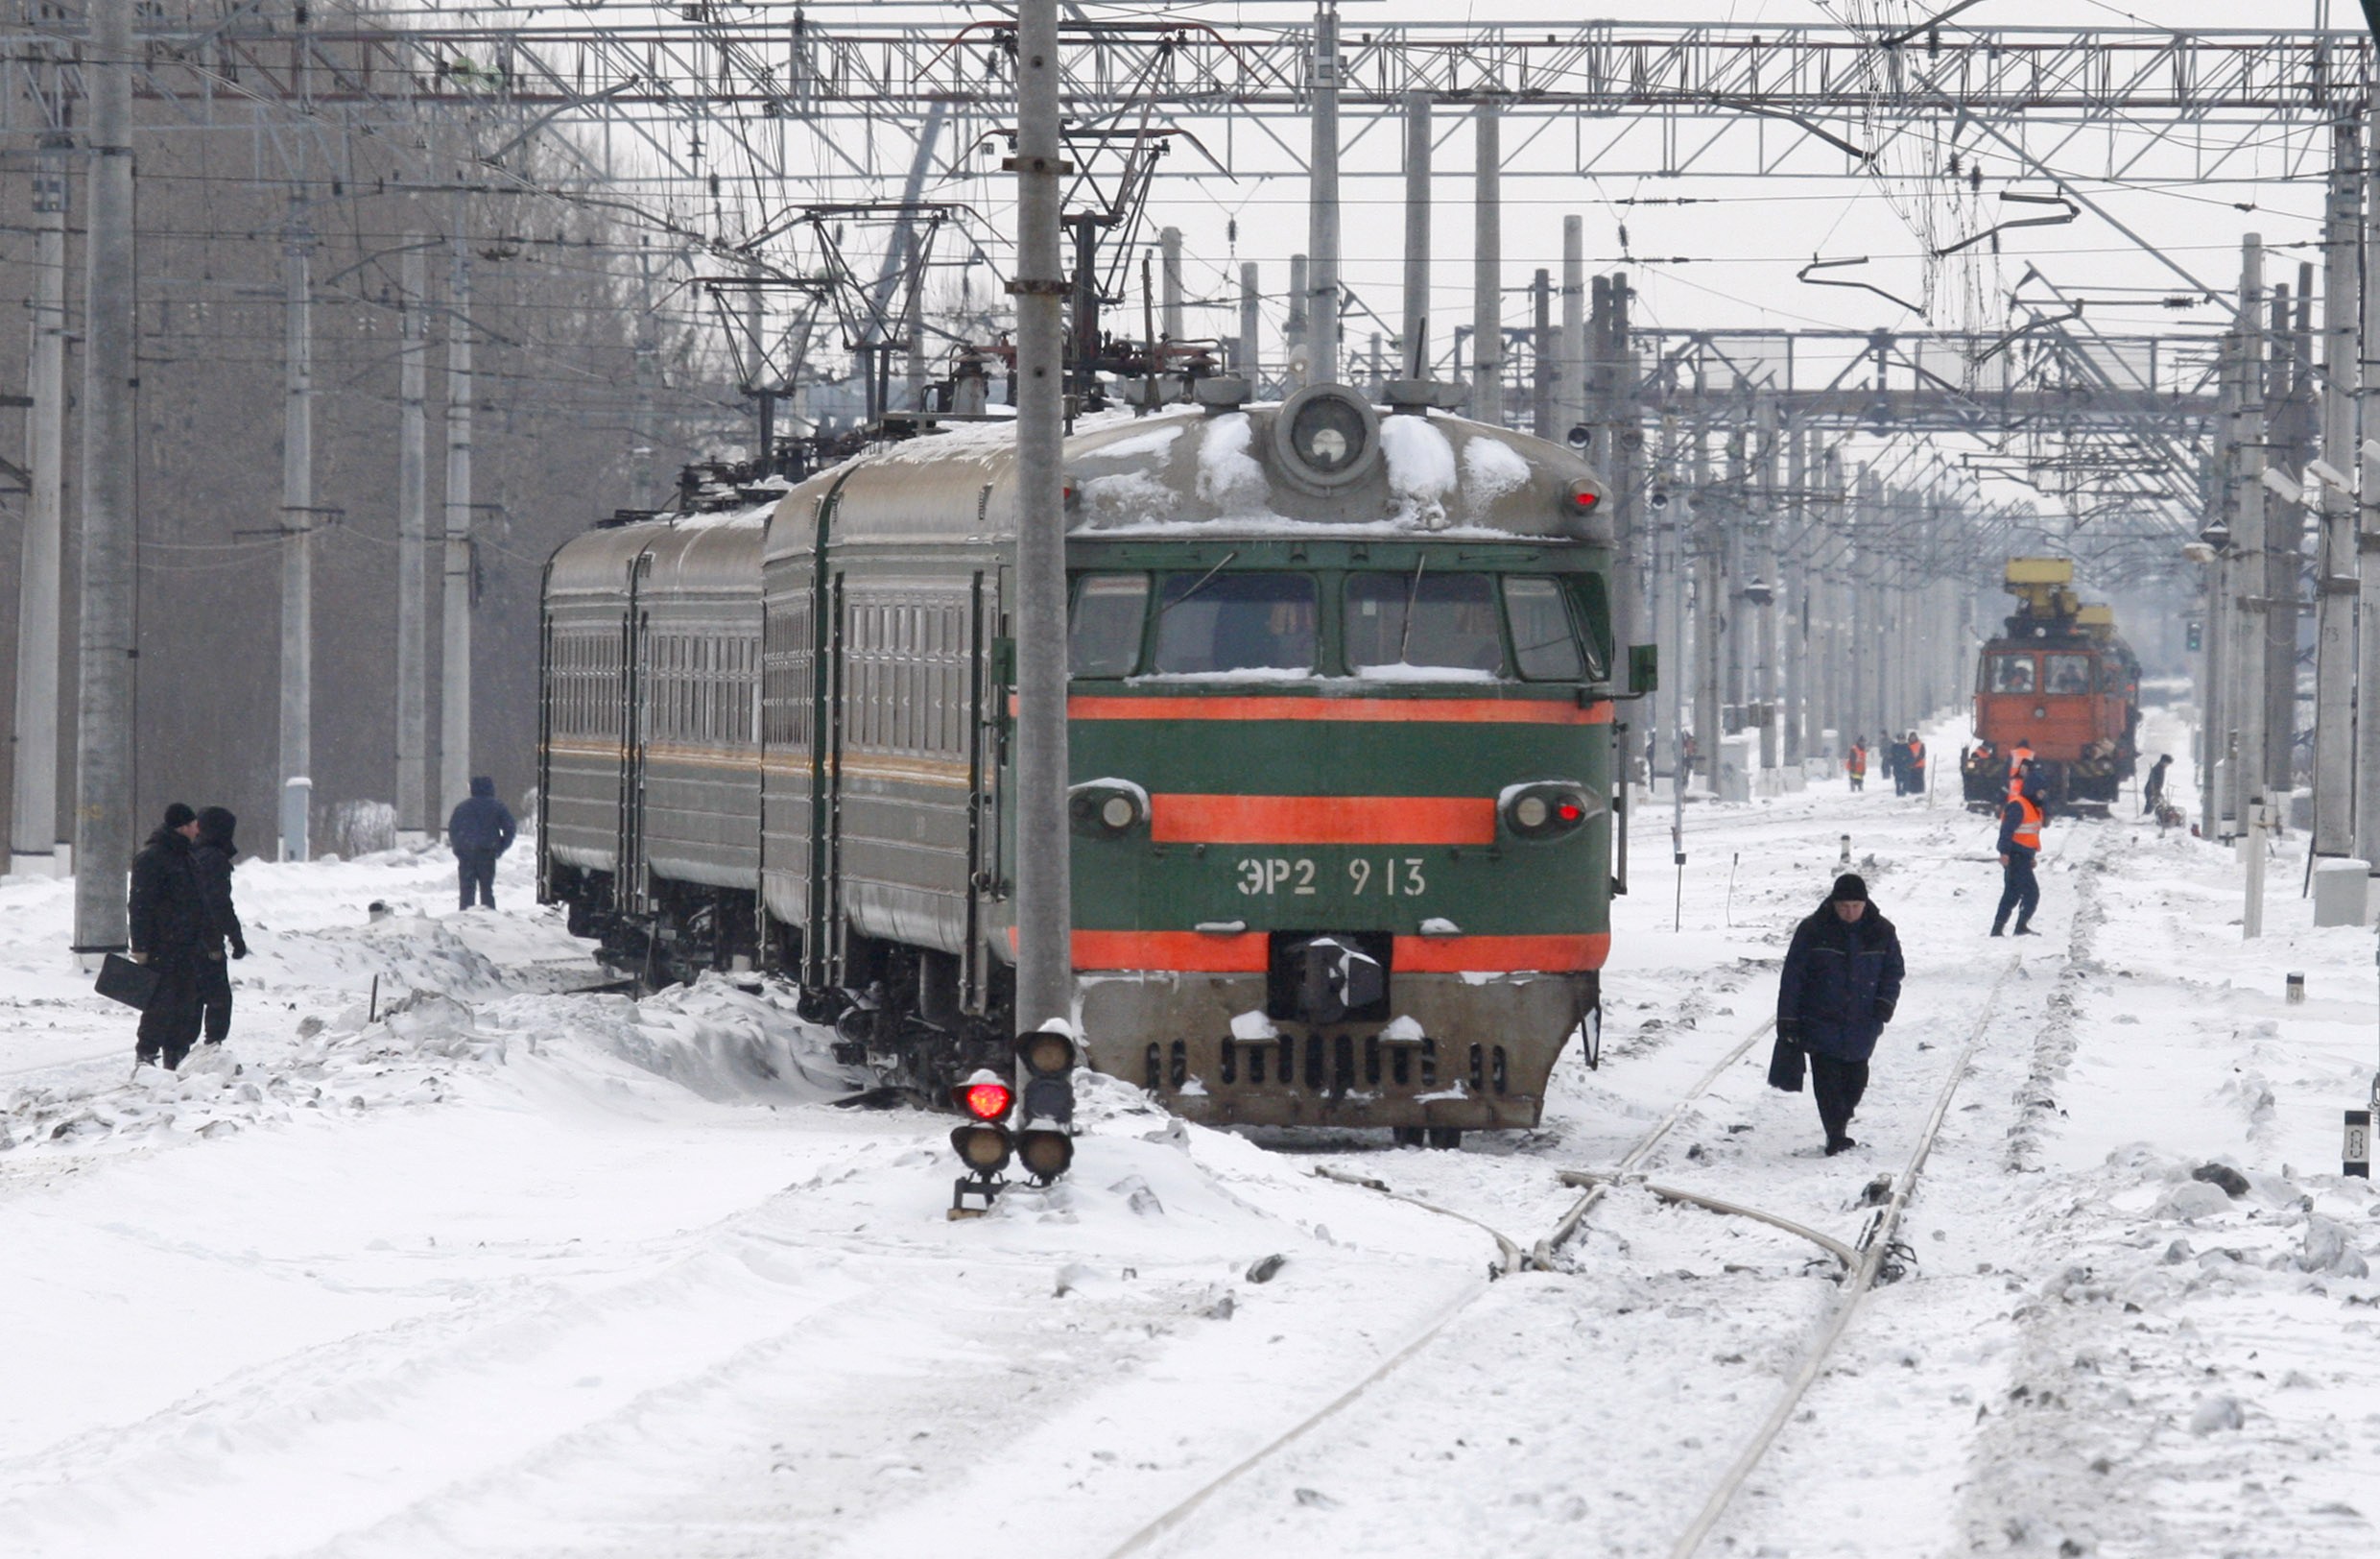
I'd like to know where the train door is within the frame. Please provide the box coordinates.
[616,549,654,914]
[963,567,993,1010]
[810,567,850,987]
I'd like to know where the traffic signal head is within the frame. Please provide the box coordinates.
[957,1069,1013,1122]
[950,1121,1012,1174]
[1012,1029,1077,1182]
[1016,1128,1074,1184]
[950,1067,1015,1182]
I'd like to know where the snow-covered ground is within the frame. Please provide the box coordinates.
[6,714,2379,1559]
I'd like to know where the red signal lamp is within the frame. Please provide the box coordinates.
[957,1069,1013,1122]
[1563,481,1602,513]
[1555,800,1586,825]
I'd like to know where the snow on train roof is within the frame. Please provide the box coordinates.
[767,395,1611,554]
[546,499,774,597]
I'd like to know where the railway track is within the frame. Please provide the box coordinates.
[1104,816,2100,1559]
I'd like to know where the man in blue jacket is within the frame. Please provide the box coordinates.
[1775,873,1906,1156]
[446,777,517,911]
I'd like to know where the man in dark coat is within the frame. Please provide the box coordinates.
[128,803,207,1068]
[1775,873,1906,1156]
[191,806,249,1045]
[447,776,518,911]
[1903,732,1927,797]
[2143,753,2173,817]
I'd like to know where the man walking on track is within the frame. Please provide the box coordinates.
[447,777,518,911]
[1773,874,1905,1157]
[128,803,207,1069]
[1993,772,2046,937]
[1903,732,1927,797]
[1846,739,1868,792]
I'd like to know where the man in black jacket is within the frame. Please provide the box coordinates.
[2143,753,2173,817]
[128,803,207,1068]
[446,776,518,911]
[1775,874,1906,1156]
[192,806,249,1045]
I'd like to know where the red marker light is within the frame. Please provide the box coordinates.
[1556,801,1585,825]
[963,1081,1013,1121]
[1565,481,1601,513]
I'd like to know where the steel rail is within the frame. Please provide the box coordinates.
[1661,955,2023,1559]
[1100,1008,1779,1559]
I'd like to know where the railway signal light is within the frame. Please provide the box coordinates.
[1014,1027,1077,1185]
[2186,620,2203,652]
[950,1068,1014,1211]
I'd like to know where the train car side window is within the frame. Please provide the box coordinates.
[1153,572,1318,675]
[1069,573,1152,678]
[1504,577,1586,681]
[1344,572,1503,673]
[2045,654,2091,695]
[1988,653,2037,694]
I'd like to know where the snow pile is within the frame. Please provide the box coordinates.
[1459,435,1532,521]
[1194,411,1273,517]
[1380,414,1455,529]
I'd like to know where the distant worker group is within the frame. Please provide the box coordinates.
[121,776,520,1070]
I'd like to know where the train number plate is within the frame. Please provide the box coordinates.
[1236,856,1428,898]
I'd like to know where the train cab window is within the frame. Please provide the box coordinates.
[1344,572,1503,673]
[2045,654,2092,695]
[1504,577,1587,681]
[1153,571,1318,675]
[1069,573,1150,678]
[1988,654,2037,694]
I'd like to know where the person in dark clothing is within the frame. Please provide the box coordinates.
[1880,737,1903,794]
[1903,732,1927,797]
[2143,754,2173,817]
[1993,775,2046,937]
[128,803,207,1068]
[1775,874,1906,1156]
[191,806,249,1045]
[447,776,518,910]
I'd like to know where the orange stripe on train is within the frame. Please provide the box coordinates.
[1149,794,1497,846]
[1056,929,1607,973]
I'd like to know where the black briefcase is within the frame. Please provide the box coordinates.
[94,953,161,1012]
[1766,1031,1806,1093]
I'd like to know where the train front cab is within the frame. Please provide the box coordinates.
[1966,637,2139,808]
[1059,537,1614,1136]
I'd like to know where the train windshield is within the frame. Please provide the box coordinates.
[1344,572,1505,673]
[2045,654,2092,695]
[1987,653,2037,694]
[1152,571,1318,674]
[1069,573,1150,677]
[1505,577,1590,680]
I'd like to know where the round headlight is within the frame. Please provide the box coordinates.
[1514,795,1549,829]
[1272,385,1382,492]
[1100,794,1136,829]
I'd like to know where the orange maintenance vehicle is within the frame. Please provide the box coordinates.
[1959,558,2140,813]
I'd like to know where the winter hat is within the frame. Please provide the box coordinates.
[1830,873,1868,903]
[162,802,197,830]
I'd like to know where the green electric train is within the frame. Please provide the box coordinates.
[539,380,1624,1144]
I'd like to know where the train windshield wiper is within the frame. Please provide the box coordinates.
[1154,551,1239,622]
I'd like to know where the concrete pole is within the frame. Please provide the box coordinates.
[1470,99,1501,424]
[1401,89,1431,378]
[2231,236,2268,844]
[72,0,135,957]
[1530,268,1553,440]
[395,242,430,845]
[277,216,315,862]
[1367,332,1384,396]
[2205,329,2236,837]
[1307,5,1340,387]
[1159,226,1184,342]
[1781,416,1806,765]
[1753,393,1780,771]
[2266,276,2309,798]
[1559,219,1585,442]
[1658,415,1686,778]
[1239,262,1261,386]
[2315,118,2359,857]
[1722,422,1748,718]
[12,141,66,876]
[631,240,657,509]
[1012,0,1073,1034]
[1285,253,1310,389]
[1691,423,1721,787]
[2361,78,2380,870]
[440,238,475,826]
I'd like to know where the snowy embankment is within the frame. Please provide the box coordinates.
[5,724,2380,1559]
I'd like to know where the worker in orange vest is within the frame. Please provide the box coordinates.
[1992,771,2046,936]
[1846,739,1868,792]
